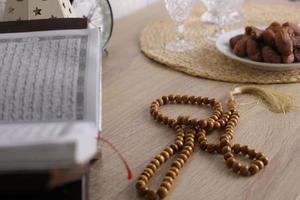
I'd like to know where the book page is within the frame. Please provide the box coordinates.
[0,29,100,169]
[0,32,89,122]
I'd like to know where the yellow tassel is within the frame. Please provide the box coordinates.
[229,86,294,113]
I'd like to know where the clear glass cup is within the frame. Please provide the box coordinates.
[203,0,244,41]
[164,0,195,52]
[201,0,244,25]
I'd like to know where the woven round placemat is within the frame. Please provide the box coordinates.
[140,3,300,84]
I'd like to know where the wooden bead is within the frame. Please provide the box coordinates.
[209,98,216,106]
[182,116,190,124]
[157,187,169,199]
[182,150,191,157]
[174,125,182,130]
[214,110,222,117]
[198,136,206,143]
[216,144,222,154]
[176,158,185,166]
[232,161,242,173]
[186,132,195,137]
[256,152,264,159]
[177,116,184,124]
[249,164,260,175]
[207,144,216,153]
[171,161,182,168]
[227,121,236,127]
[182,95,189,103]
[178,154,188,162]
[170,144,179,152]
[168,94,175,101]
[198,129,206,136]
[207,121,214,130]
[156,155,165,164]
[157,98,164,106]
[188,96,197,104]
[220,134,231,141]
[136,180,146,190]
[163,116,169,125]
[146,189,157,200]
[165,147,174,155]
[162,96,169,104]
[151,159,160,168]
[199,141,208,150]
[186,137,195,143]
[227,132,234,140]
[152,111,158,118]
[202,97,209,104]
[253,160,264,170]
[199,120,207,128]
[232,144,241,154]
[161,151,170,159]
[144,168,154,177]
[183,146,193,153]
[240,165,249,176]
[142,171,152,179]
[231,118,238,126]
[214,121,221,129]
[175,95,183,103]
[225,128,234,134]
[162,176,174,184]
[168,119,176,128]
[224,152,234,160]
[241,145,248,155]
[226,157,235,168]
[176,132,185,138]
[222,146,232,154]
[147,164,157,172]
[248,149,257,159]
[186,133,194,139]
[220,139,230,148]
[137,186,148,197]
[185,141,194,147]
[219,120,226,127]
[166,171,177,179]
[170,167,180,176]
[157,114,163,123]
[190,118,198,126]
[211,115,219,121]
[196,96,203,104]
[160,182,172,190]
[175,140,184,147]
[259,156,269,166]
[138,175,149,182]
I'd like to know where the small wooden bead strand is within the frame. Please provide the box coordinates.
[157,129,196,199]
[137,95,269,199]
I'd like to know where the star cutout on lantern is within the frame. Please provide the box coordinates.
[51,15,57,19]
[33,7,42,16]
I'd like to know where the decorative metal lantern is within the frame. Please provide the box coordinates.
[3,0,75,21]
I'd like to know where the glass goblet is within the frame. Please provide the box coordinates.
[164,0,195,52]
[201,0,244,25]
[205,0,231,41]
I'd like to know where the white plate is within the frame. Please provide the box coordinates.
[216,28,300,71]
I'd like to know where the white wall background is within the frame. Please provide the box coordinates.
[109,0,159,19]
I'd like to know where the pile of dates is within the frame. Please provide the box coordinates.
[230,22,300,64]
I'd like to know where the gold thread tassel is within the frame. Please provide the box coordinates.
[229,86,294,113]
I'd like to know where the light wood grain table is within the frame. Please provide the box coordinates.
[90,1,300,200]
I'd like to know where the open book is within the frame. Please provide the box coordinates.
[0,28,101,170]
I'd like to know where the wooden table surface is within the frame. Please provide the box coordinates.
[90,1,300,200]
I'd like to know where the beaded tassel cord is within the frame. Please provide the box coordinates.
[136,94,270,200]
